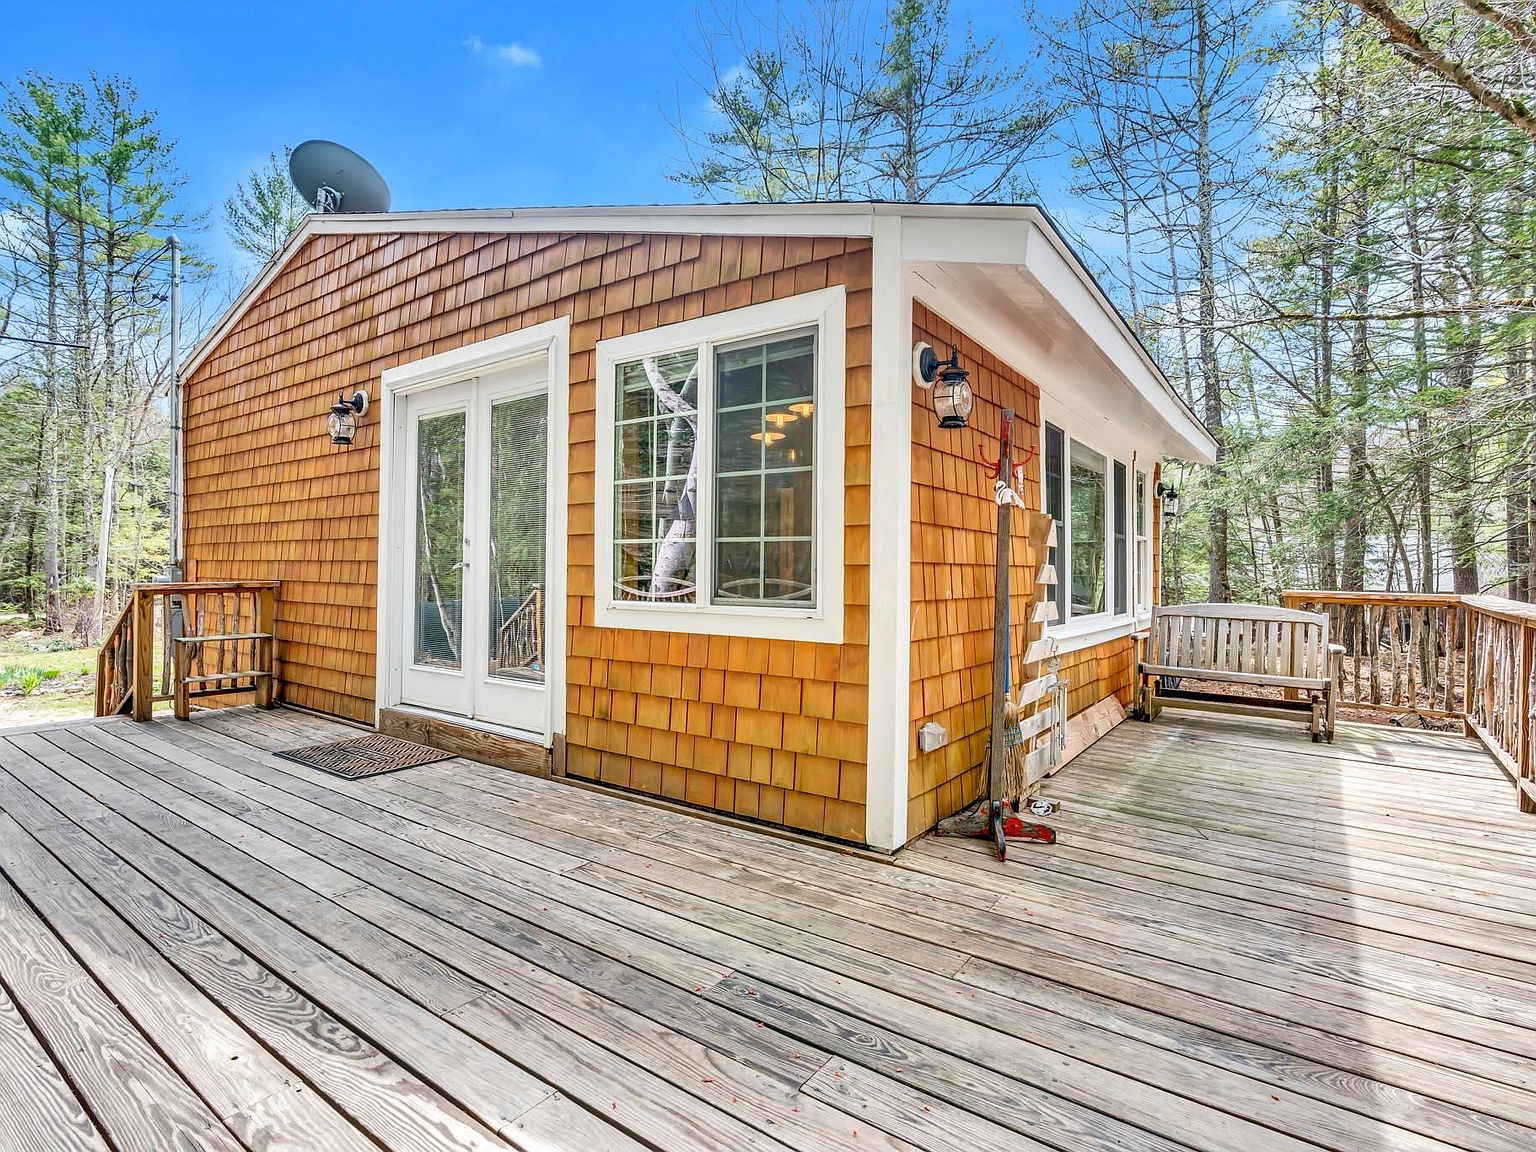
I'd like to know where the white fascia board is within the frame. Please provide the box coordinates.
[900,212,1216,465]
[1021,221,1216,463]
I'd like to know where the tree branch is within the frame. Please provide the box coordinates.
[1342,0,1536,145]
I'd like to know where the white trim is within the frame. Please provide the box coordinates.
[376,318,570,745]
[864,218,911,853]
[1048,615,1145,656]
[1020,220,1213,463]
[1041,392,1155,647]
[592,288,846,643]
[1133,461,1152,617]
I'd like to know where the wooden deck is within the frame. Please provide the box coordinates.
[2,707,1534,1152]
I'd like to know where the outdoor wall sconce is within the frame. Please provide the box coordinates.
[327,390,369,445]
[912,342,974,430]
[1157,480,1180,520]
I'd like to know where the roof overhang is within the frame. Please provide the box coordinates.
[900,214,1216,463]
[181,202,1216,462]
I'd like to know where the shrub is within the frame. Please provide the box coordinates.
[0,665,58,695]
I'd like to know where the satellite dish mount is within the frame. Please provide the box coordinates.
[314,183,344,213]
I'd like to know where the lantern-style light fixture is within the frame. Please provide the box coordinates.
[327,390,369,446]
[1156,480,1180,520]
[912,342,974,430]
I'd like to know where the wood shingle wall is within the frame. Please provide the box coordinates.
[185,228,872,840]
[905,302,1137,840]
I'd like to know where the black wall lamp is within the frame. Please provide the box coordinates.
[912,342,974,430]
[328,390,369,445]
[1156,480,1180,520]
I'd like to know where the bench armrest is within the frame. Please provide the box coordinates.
[1327,643,1346,655]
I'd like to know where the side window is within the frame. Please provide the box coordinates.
[1134,468,1151,614]
[1068,440,1108,617]
[1113,460,1128,616]
[1043,422,1066,623]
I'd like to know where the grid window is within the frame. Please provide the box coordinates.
[608,328,820,611]
[714,332,816,605]
[613,349,699,602]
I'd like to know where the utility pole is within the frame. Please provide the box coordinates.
[167,234,182,580]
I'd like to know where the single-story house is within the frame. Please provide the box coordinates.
[178,203,1216,852]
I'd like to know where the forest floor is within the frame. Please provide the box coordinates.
[0,615,96,727]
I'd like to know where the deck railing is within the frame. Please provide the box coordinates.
[1281,589,1535,813]
[1279,591,1465,719]
[96,581,279,721]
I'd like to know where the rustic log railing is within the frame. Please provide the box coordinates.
[1281,589,1535,814]
[1279,591,1465,719]
[494,584,544,677]
[95,581,279,721]
[1462,595,1536,814]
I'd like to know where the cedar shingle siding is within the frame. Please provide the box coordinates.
[185,229,873,840]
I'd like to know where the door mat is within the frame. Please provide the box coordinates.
[275,733,453,779]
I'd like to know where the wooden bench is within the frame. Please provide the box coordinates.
[1137,603,1344,742]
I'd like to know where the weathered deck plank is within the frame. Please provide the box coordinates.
[0,705,1533,1152]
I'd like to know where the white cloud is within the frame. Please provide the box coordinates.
[465,35,542,68]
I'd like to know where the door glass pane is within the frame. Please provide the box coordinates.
[415,410,466,669]
[488,393,548,683]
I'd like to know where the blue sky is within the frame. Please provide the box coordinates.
[4,0,1061,273]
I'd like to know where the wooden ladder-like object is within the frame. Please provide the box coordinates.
[1016,512,1065,792]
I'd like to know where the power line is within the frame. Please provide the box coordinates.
[0,334,89,349]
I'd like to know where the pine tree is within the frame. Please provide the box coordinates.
[224,149,308,265]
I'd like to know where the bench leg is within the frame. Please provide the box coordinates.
[1309,694,1322,743]
[1324,687,1336,743]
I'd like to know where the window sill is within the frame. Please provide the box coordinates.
[1047,614,1144,656]
[594,599,844,643]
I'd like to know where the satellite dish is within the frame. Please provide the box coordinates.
[288,140,391,214]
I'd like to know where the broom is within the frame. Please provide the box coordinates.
[999,546,1030,804]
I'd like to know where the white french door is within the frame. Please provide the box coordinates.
[400,364,551,736]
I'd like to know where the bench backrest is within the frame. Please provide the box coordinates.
[1151,603,1331,680]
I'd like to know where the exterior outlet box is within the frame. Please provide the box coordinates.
[918,722,949,753]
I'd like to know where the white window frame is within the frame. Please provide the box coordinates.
[1112,456,1131,618]
[1065,437,1112,625]
[594,287,846,641]
[1134,466,1152,617]
[1042,402,1149,652]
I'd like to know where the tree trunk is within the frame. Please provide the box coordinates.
[1406,170,1434,594]
[1316,60,1341,590]
[41,197,64,634]
[1195,0,1228,602]
[1342,167,1369,593]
